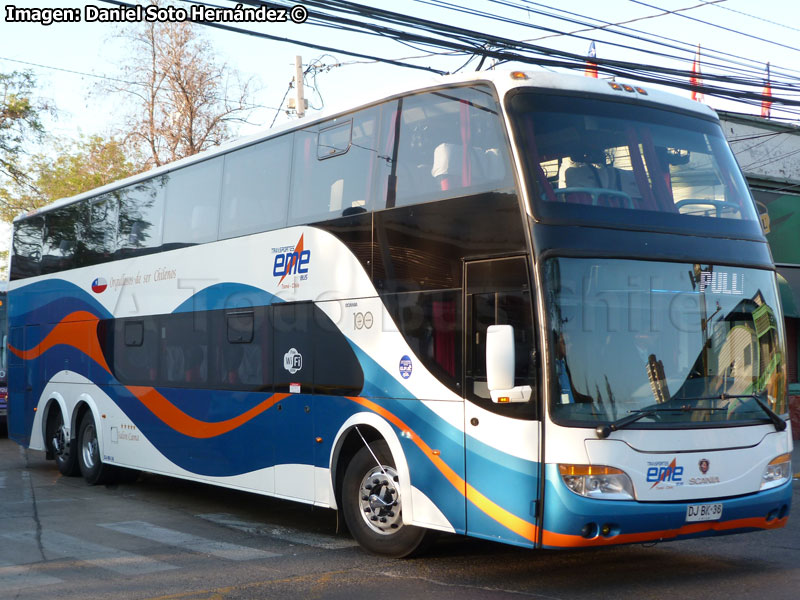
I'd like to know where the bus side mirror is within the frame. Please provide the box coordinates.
[486,325,532,404]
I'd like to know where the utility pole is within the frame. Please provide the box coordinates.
[295,55,306,119]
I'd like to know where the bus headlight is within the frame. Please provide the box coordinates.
[761,454,792,490]
[558,465,635,500]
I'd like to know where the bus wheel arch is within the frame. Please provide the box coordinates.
[330,413,411,514]
[331,414,432,557]
[43,395,79,476]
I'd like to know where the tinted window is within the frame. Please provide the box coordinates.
[164,158,223,246]
[289,107,380,225]
[10,216,44,280]
[124,321,144,346]
[161,311,209,386]
[219,134,292,239]
[78,194,118,266]
[227,311,254,343]
[41,204,82,274]
[509,92,762,238]
[382,290,462,397]
[116,176,166,256]
[112,316,159,384]
[465,257,536,419]
[313,301,365,396]
[213,307,271,390]
[378,85,513,209]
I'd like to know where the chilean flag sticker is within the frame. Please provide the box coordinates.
[91,277,107,294]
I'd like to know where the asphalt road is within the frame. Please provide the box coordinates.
[1,435,798,600]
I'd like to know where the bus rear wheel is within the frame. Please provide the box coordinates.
[341,439,432,557]
[46,408,79,476]
[78,411,114,485]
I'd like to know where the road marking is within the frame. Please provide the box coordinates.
[2,530,178,576]
[0,564,63,591]
[100,521,280,560]
[196,513,357,550]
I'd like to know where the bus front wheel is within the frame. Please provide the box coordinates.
[341,439,433,557]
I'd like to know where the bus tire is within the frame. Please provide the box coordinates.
[46,407,79,476]
[341,439,433,558]
[77,411,114,485]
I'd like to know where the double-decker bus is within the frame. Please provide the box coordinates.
[7,71,792,557]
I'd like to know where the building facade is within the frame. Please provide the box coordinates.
[720,111,800,436]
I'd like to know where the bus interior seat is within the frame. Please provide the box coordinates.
[431,143,501,191]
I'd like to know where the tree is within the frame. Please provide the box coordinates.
[0,70,49,197]
[0,134,142,222]
[108,5,254,168]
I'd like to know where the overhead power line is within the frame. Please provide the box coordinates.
[96,0,800,117]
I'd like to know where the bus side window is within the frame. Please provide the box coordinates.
[380,85,512,209]
[10,216,44,280]
[42,205,81,275]
[116,177,166,257]
[288,107,380,225]
[214,306,271,390]
[113,317,159,384]
[159,312,208,386]
[219,134,292,240]
[78,194,118,267]
[163,157,223,248]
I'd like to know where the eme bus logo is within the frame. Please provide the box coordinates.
[273,234,311,286]
[647,458,684,488]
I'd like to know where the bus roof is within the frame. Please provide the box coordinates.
[14,70,718,223]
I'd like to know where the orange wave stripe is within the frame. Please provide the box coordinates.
[127,387,289,439]
[542,515,788,548]
[347,395,539,543]
[8,310,287,439]
[8,310,111,373]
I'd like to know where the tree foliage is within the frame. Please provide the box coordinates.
[109,7,254,168]
[0,135,142,222]
[0,70,49,192]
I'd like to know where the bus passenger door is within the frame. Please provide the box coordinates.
[463,257,541,547]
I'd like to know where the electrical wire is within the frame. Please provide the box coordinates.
[91,0,800,118]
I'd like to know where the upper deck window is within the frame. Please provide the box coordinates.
[508,92,763,239]
[377,85,513,209]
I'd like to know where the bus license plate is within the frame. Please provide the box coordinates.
[686,503,723,522]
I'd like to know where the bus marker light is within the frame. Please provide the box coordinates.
[608,82,623,91]
[315,437,323,443]
[622,84,635,92]
[432,449,441,456]
[510,71,528,80]
[635,87,648,95]
[498,397,510,403]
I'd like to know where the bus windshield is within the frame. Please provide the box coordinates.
[509,92,762,236]
[546,258,787,428]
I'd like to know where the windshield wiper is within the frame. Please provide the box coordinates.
[594,405,712,439]
[722,393,787,432]
[674,394,786,432]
